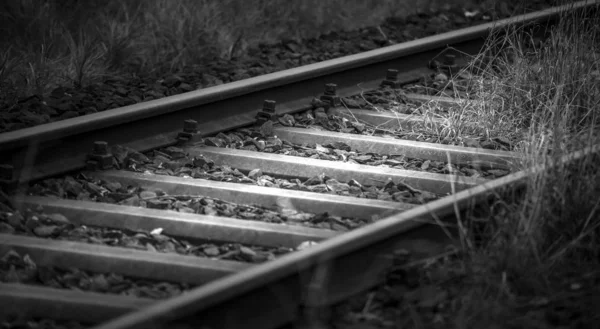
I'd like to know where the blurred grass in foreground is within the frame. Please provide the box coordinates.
[1,0,541,98]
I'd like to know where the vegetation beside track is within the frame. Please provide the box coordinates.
[325,2,600,328]
[457,3,600,326]
[1,0,554,102]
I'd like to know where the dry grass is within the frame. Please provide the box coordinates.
[358,1,600,326]
[440,1,600,326]
[0,0,424,98]
[0,0,548,100]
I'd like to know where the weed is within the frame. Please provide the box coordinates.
[1,0,520,98]
[449,2,600,326]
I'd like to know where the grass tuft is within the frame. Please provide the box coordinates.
[442,1,600,326]
[1,0,543,99]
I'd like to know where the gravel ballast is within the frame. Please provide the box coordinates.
[0,3,556,134]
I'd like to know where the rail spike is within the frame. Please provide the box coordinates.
[86,141,114,171]
[319,83,341,107]
[429,52,459,75]
[255,100,277,125]
[176,119,202,145]
[380,69,402,88]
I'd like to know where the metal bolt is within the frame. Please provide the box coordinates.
[256,100,277,125]
[262,100,276,113]
[183,119,198,133]
[386,69,399,81]
[0,164,13,181]
[87,141,113,170]
[177,120,201,144]
[324,83,337,96]
[92,141,108,155]
[443,54,456,66]
[319,83,341,106]
[381,69,402,88]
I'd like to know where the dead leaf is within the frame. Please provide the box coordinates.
[46,213,70,225]
[33,225,60,237]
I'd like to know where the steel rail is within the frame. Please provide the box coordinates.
[0,3,596,328]
[1,1,588,185]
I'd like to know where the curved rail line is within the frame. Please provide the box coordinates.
[0,1,585,185]
[0,2,598,329]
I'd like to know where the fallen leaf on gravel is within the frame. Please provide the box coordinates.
[253,140,266,151]
[46,213,70,225]
[314,110,329,126]
[203,246,220,257]
[248,168,263,180]
[192,155,214,168]
[103,181,122,193]
[63,176,84,196]
[126,148,150,163]
[204,137,225,147]
[326,179,350,192]
[351,122,365,133]
[146,199,170,209]
[421,160,431,170]
[25,215,41,229]
[306,173,330,186]
[91,274,110,292]
[352,154,373,163]
[140,190,157,199]
[259,120,274,136]
[33,225,60,237]
[215,133,232,144]
[296,241,318,251]
[461,168,481,177]
[84,182,105,196]
[307,184,329,193]
[278,114,295,126]
[164,146,186,159]
[285,212,314,222]
[419,191,439,203]
[341,97,362,108]
[121,195,140,206]
[239,246,257,260]
[146,243,157,252]
[161,241,177,253]
[487,169,509,177]
[348,179,362,188]
[327,141,352,152]
[434,72,448,83]
[315,144,330,153]
[204,206,218,216]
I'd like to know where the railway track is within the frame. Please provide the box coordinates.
[1,2,599,329]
